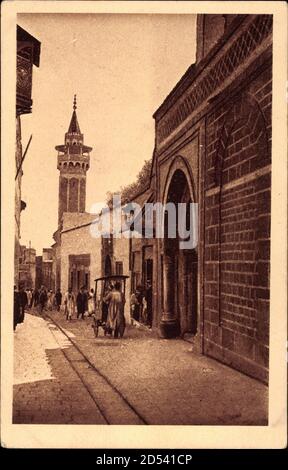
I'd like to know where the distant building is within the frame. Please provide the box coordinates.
[18,244,36,289]
[35,255,43,289]
[15,26,40,286]
[35,248,54,290]
[51,98,132,318]
[52,97,101,294]
[42,248,54,290]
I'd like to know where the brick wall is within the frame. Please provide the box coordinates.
[80,178,86,212]
[58,176,68,224]
[203,65,271,383]
[68,178,79,212]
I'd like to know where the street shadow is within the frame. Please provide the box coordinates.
[13,345,106,424]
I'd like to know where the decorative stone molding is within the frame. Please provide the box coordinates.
[157,15,272,144]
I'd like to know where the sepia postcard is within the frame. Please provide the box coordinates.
[1,1,287,450]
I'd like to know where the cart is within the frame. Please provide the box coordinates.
[91,274,129,337]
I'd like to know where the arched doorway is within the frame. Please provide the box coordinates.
[161,168,198,338]
[104,254,112,276]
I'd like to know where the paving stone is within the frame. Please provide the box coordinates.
[13,310,268,425]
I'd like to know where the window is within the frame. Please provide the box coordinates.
[115,261,123,275]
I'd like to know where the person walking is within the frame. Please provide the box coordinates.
[18,285,28,323]
[29,289,34,308]
[64,287,75,321]
[76,286,88,320]
[26,289,32,309]
[55,288,62,312]
[47,290,53,311]
[88,288,95,317]
[104,282,125,338]
[39,286,47,313]
[33,288,39,307]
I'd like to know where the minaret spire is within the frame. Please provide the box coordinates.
[67,94,81,134]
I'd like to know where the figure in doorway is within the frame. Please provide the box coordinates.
[130,291,139,325]
[134,285,144,323]
[145,281,153,328]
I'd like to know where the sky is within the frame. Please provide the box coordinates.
[18,13,196,254]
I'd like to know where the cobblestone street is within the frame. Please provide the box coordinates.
[13,310,268,425]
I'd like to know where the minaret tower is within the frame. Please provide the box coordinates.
[55,95,92,227]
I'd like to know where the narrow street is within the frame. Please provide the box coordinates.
[13,310,268,425]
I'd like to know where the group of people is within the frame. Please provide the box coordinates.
[63,287,96,321]
[14,280,153,338]
[63,283,126,339]
[33,286,63,312]
[130,281,153,328]
[13,285,63,329]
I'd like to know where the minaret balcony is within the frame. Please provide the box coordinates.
[57,152,90,171]
[57,152,90,163]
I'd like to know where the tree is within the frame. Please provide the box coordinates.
[107,158,152,205]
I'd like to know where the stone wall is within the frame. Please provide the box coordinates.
[153,14,272,382]
[61,216,102,294]
[203,65,271,383]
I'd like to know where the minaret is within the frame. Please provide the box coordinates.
[55,95,92,226]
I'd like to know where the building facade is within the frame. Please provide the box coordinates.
[127,185,156,326]
[152,14,272,383]
[35,255,43,289]
[18,245,36,289]
[35,248,54,290]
